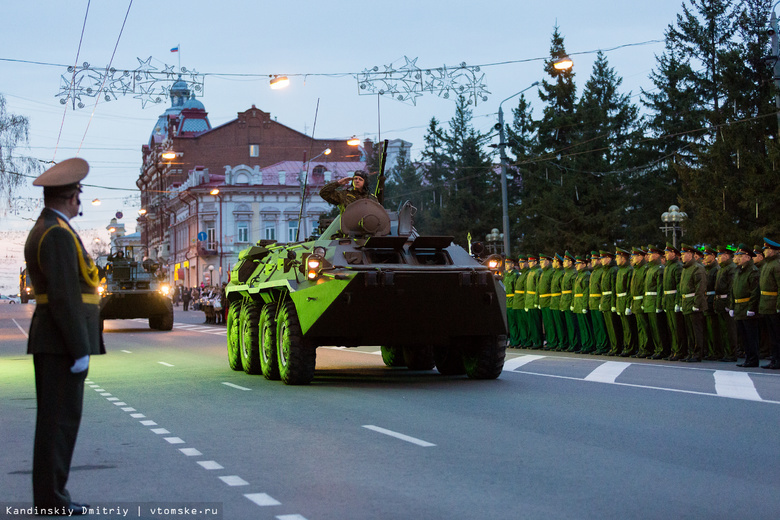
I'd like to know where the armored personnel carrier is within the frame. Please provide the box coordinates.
[224,199,507,385]
[98,249,174,330]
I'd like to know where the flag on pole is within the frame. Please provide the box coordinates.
[170,45,179,53]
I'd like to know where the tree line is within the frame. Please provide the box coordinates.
[383,0,780,256]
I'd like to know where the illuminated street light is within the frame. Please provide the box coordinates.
[210,188,220,196]
[161,150,177,160]
[553,55,574,70]
[91,198,101,206]
[347,136,361,146]
[138,208,147,216]
[270,75,290,89]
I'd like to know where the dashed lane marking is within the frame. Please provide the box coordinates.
[158,361,175,367]
[502,354,545,371]
[363,425,436,447]
[714,370,761,401]
[222,382,251,391]
[244,493,282,507]
[197,461,224,470]
[219,475,249,486]
[584,361,630,383]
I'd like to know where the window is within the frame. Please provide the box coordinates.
[288,220,299,242]
[206,226,217,251]
[237,222,249,243]
[249,144,259,157]
[264,221,276,241]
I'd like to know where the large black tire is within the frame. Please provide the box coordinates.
[380,346,405,367]
[434,345,466,376]
[148,315,161,330]
[240,300,262,374]
[259,303,280,380]
[158,300,174,331]
[276,300,316,385]
[403,346,435,370]
[226,301,243,371]
[462,335,506,380]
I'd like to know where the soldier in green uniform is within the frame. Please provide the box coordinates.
[572,256,593,353]
[713,246,738,362]
[513,256,529,348]
[730,244,761,367]
[524,255,544,349]
[752,245,771,360]
[614,247,636,356]
[550,254,568,351]
[599,250,622,356]
[629,247,654,358]
[503,258,519,347]
[538,254,557,350]
[560,251,580,352]
[701,246,722,360]
[679,244,708,362]
[662,243,687,360]
[319,170,378,212]
[759,237,780,369]
[644,245,669,359]
[586,251,607,354]
[24,158,105,514]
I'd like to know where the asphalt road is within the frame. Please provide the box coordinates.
[2,303,779,520]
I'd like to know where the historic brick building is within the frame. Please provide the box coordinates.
[137,78,365,288]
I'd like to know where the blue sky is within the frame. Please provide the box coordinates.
[0,0,693,290]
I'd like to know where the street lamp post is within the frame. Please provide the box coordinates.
[486,228,504,255]
[767,3,780,132]
[660,205,688,248]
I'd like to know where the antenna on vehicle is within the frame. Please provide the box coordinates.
[296,98,320,242]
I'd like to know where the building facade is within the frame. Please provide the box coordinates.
[137,79,364,288]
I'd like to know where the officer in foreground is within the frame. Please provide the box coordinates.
[24,158,105,515]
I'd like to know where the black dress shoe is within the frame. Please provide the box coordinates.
[668,355,683,361]
[650,354,665,360]
[686,357,701,363]
[761,362,780,369]
[737,362,759,368]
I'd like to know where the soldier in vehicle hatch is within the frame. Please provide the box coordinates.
[319,170,380,212]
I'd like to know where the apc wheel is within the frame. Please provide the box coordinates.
[158,300,174,331]
[403,346,435,370]
[276,300,316,385]
[380,346,405,367]
[226,301,243,371]
[260,303,280,380]
[434,345,466,376]
[462,335,506,380]
[148,315,161,330]
[240,300,262,374]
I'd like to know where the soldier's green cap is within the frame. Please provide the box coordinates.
[702,246,717,256]
[599,250,614,258]
[734,243,754,257]
[527,254,538,261]
[680,243,697,253]
[615,247,631,257]
[564,251,575,261]
[716,245,731,255]
[517,255,527,262]
[753,245,763,255]
[554,253,564,262]
[590,251,600,260]
[539,253,552,261]
[630,246,646,256]
[764,237,780,250]
[664,243,680,255]
[646,244,664,255]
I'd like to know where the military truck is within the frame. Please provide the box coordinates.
[98,247,174,330]
[224,199,507,385]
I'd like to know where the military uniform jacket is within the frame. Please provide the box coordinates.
[550,268,564,311]
[679,260,708,314]
[572,269,591,313]
[503,269,518,308]
[600,263,618,312]
[538,266,554,309]
[758,255,780,314]
[512,270,527,310]
[704,262,720,316]
[615,264,633,315]
[24,208,105,359]
[713,260,737,314]
[662,260,683,312]
[730,260,759,320]
[525,267,541,309]
[588,265,603,311]
[643,260,664,313]
[560,267,577,311]
[629,262,648,314]
[319,181,377,212]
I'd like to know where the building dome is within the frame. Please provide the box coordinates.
[148,78,209,145]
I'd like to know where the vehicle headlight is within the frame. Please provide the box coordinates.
[306,255,324,280]
[485,254,503,274]
[159,284,171,296]
[98,285,105,295]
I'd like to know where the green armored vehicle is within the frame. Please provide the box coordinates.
[224,199,507,385]
[98,248,174,330]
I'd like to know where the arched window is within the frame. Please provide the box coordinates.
[312,165,326,184]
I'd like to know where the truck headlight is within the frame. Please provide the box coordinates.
[306,255,324,280]
[159,284,171,296]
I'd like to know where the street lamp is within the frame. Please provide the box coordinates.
[660,205,687,248]
[270,75,290,89]
[486,228,504,255]
[766,2,780,131]
[210,189,223,284]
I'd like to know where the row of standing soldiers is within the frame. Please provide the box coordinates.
[502,239,780,369]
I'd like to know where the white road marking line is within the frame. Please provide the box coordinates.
[714,370,762,401]
[180,448,202,456]
[277,515,308,520]
[121,407,136,412]
[197,461,224,470]
[93,388,105,392]
[222,382,251,391]
[503,355,546,371]
[12,319,28,338]
[244,493,281,507]
[112,402,128,406]
[151,428,170,434]
[106,397,119,401]
[140,420,157,426]
[584,361,630,383]
[219,475,249,486]
[121,350,132,354]
[100,393,112,396]
[130,413,145,418]
[164,437,185,444]
[158,361,175,367]
[363,425,436,447]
